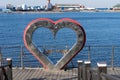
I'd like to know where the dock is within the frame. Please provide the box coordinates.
[12,67,120,80]
[13,68,78,80]
[1,58,120,80]
[1,45,120,80]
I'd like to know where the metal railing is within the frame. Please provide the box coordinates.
[0,45,120,69]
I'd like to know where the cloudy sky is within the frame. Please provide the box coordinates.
[0,0,120,8]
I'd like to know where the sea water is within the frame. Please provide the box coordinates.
[0,12,120,46]
[0,12,120,67]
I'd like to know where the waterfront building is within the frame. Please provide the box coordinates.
[113,7,120,10]
[33,6,40,11]
[6,4,16,11]
[112,4,120,11]
[46,0,53,10]
[16,6,23,11]
[40,5,45,10]
[27,6,33,11]
[21,4,28,11]
[54,4,85,11]
[33,6,45,11]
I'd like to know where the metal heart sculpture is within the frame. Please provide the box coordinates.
[23,18,86,70]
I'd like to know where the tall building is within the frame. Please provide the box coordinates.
[46,0,53,10]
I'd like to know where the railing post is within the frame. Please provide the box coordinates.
[0,47,2,66]
[77,60,83,80]
[97,62,107,80]
[20,45,24,69]
[88,46,91,61]
[6,58,12,80]
[111,46,114,70]
[83,60,91,80]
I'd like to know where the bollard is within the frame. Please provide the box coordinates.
[97,62,107,80]
[6,58,12,80]
[77,60,83,80]
[83,60,91,80]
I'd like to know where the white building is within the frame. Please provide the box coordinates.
[21,4,28,10]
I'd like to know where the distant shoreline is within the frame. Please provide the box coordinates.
[0,10,120,14]
[15,11,63,13]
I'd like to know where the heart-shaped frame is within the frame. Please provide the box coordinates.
[23,18,86,70]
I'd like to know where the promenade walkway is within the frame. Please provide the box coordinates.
[13,68,120,80]
[13,68,77,80]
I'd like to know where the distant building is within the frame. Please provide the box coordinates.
[16,6,23,11]
[113,7,120,10]
[112,4,120,11]
[6,4,15,11]
[40,5,45,10]
[54,4,85,11]
[21,4,28,11]
[46,0,53,10]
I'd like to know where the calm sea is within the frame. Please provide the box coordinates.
[0,12,120,46]
[0,12,120,67]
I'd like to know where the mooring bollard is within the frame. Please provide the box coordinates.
[77,60,83,80]
[97,62,107,80]
[83,60,91,80]
[6,58,12,80]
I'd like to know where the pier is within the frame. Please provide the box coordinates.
[12,67,120,80]
[13,68,77,80]
[1,45,120,80]
[0,45,120,80]
[1,58,120,80]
